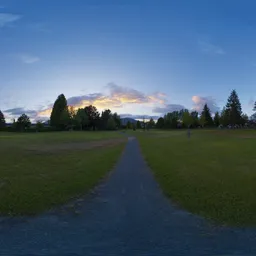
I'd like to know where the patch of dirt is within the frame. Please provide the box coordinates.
[25,138,127,154]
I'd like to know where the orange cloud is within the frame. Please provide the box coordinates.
[37,84,167,117]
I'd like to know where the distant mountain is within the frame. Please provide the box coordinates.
[120,118,137,126]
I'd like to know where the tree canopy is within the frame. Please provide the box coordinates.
[50,94,68,129]
[225,89,242,125]
[16,114,31,131]
[0,110,6,129]
[201,104,213,127]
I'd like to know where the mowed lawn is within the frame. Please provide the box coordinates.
[136,129,256,226]
[0,131,125,215]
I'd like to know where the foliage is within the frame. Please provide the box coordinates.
[107,116,116,130]
[182,110,193,128]
[74,108,89,130]
[201,104,213,126]
[50,94,68,129]
[225,89,243,125]
[36,121,44,132]
[136,120,142,129]
[126,121,132,129]
[113,113,121,128]
[59,107,71,130]
[156,117,164,129]
[147,118,155,129]
[254,101,256,112]
[84,105,100,130]
[0,110,6,130]
[190,111,199,127]
[164,111,179,128]
[100,109,112,130]
[220,107,229,126]
[199,114,206,127]
[16,114,31,131]
[213,112,220,127]
[241,113,249,125]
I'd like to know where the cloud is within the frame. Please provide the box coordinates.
[4,107,38,117]
[19,54,40,64]
[106,83,167,105]
[198,40,225,55]
[0,13,21,27]
[152,104,185,114]
[37,83,167,117]
[192,96,219,113]
[120,114,159,120]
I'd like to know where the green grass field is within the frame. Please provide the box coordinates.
[136,129,256,226]
[0,131,125,215]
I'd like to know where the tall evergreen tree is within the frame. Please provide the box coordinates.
[254,101,256,112]
[50,94,68,129]
[213,112,220,127]
[219,107,229,126]
[0,110,6,129]
[225,89,242,125]
[201,104,213,126]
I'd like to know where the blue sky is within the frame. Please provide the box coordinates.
[0,0,255,121]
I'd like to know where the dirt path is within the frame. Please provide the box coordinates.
[1,137,256,255]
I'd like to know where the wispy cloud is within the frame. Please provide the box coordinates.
[0,13,21,27]
[4,107,38,117]
[198,40,225,55]
[192,96,219,113]
[37,83,167,117]
[19,54,40,64]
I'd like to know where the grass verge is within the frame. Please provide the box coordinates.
[136,129,256,226]
[0,131,125,215]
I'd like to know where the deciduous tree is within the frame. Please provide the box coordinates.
[75,108,89,130]
[107,116,116,130]
[156,117,164,129]
[190,111,199,127]
[182,110,193,128]
[84,105,100,130]
[36,121,44,132]
[16,114,31,131]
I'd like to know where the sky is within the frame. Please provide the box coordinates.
[0,0,256,122]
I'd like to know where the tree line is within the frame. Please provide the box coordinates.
[0,94,121,132]
[155,90,256,129]
[0,89,255,131]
